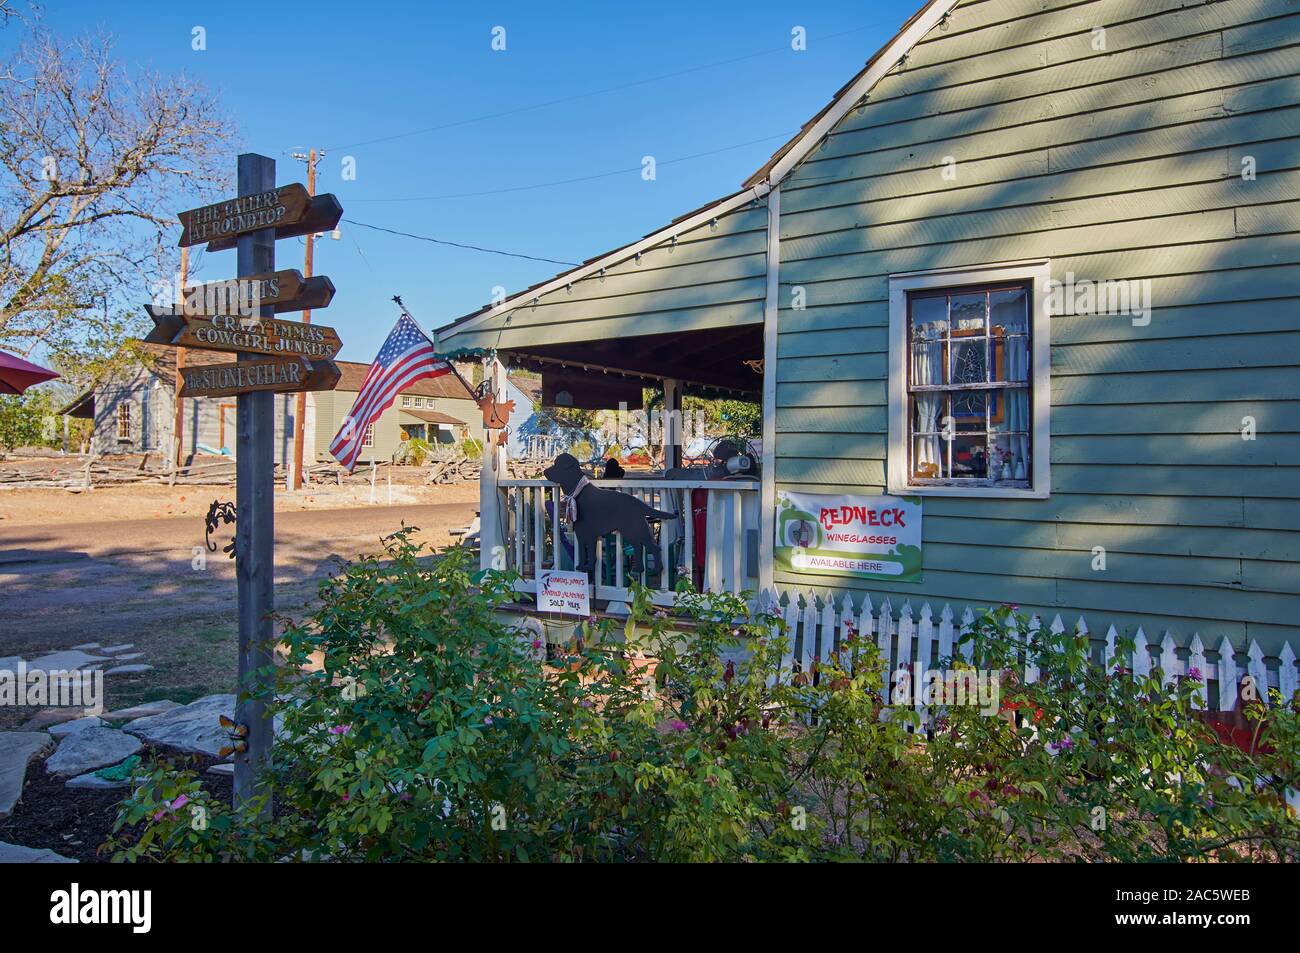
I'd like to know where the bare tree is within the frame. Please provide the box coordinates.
[0,15,232,371]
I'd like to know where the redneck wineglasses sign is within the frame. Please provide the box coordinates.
[775,491,923,583]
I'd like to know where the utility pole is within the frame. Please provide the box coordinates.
[291,148,321,490]
[172,245,189,467]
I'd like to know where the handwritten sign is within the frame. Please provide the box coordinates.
[536,570,591,617]
[178,356,340,399]
[177,185,311,247]
[775,490,923,583]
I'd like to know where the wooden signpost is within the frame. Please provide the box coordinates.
[155,154,344,816]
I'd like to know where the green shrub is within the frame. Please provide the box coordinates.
[109,537,1299,862]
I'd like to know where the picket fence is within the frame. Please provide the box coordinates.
[755,587,1300,713]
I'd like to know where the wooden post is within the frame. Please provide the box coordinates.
[478,356,506,571]
[662,377,682,471]
[172,246,189,468]
[291,149,317,490]
[233,153,276,817]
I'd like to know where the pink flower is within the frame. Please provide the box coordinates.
[663,719,688,733]
[1186,666,1203,681]
[531,639,543,651]
[341,793,350,802]
[329,724,351,736]
[484,716,494,726]
[171,794,190,811]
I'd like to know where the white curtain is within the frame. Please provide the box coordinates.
[911,331,944,473]
[996,335,1030,478]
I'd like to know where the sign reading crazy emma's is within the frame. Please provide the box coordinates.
[775,490,923,583]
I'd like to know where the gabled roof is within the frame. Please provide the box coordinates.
[333,359,475,400]
[438,0,958,343]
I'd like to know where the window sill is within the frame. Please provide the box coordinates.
[894,482,1048,500]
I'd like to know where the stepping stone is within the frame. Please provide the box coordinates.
[123,694,237,757]
[0,841,77,863]
[105,664,153,676]
[207,763,234,776]
[108,652,144,662]
[71,642,102,651]
[49,716,104,737]
[20,709,85,731]
[99,644,136,655]
[26,650,110,672]
[45,726,142,777]
[0,732,54,818]
[101,700,181,723]
[66,771,131,790]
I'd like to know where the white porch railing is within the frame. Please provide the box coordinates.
[496,478,760,607]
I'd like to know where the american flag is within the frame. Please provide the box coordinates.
[329,314,451,471]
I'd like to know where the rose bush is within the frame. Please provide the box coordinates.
[110,532,1299,862]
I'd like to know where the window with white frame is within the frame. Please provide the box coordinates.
[401,396,412,407]
[888,261,1050,499]
[116,401,132,440]
[362,423,374,448]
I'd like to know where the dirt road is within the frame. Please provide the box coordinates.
[0,500,478,714]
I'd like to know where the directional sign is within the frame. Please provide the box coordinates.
[203,194,343,253]
[154,270,335,319]
[177,356,341,399]
[144,306,342,358]
[178,184,312,248]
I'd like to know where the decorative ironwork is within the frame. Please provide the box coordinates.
[204,499,237,559]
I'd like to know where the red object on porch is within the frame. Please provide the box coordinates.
[0,349,59,395]
[691,488,708,589]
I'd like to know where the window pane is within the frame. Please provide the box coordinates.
[950,292,986,334]
[911,340,944,387]
[951,435,989,478]
[990,287,1027,334]
[912,433,944,479]
[910,295,947,342]
[951,390,986,430]
[950,335,987,385]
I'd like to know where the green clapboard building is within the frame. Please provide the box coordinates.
[438,0,1300,667]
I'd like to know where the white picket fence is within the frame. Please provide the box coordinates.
[756,587,1300,713]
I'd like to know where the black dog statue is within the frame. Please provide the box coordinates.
[543,453,674,575]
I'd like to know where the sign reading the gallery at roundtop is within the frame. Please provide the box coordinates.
[177,184,311,247]
[774,490,923,583]
[178,356,341,400]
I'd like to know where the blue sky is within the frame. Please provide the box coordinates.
[38,0,919,361]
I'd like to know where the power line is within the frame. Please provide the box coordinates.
[341,218,579,266]
[322,20,891,152]
[345,131,792,203]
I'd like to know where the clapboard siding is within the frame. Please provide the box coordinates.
[772,0,1300,652]
[442,199,768,351]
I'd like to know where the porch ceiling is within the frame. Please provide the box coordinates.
[502,324,763,396]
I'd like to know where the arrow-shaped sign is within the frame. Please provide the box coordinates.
[143,307,342,359]
[178,356,341,399]
[202,194,344,253]
[178,184,312,248]
[153,270,336,320]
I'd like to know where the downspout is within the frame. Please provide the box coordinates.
[758,185,781,592]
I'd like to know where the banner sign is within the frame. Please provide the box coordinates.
[537,569,591,617]
[774,490,923,583]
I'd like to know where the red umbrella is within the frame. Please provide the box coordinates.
[0,349,59,394]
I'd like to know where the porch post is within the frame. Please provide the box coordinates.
[758,186,781,591]
[662,377,682,471]
[479,355,507,571]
